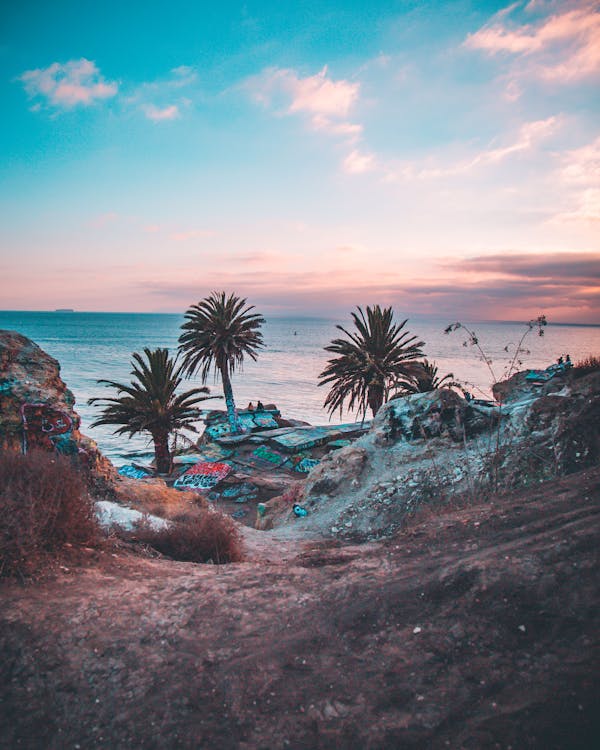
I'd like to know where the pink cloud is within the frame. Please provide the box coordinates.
[311,114,363,140]
[343,149,376,174]
[249,66,360,120]
[552,188,600,223]
[88,212,119,229]
[170,229,214,241]
[144,104,180,121]
[549,135,600,224]
[465,2,600,83]
[382,117,560,182]
[20,59,118,108]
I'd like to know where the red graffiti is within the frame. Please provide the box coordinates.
[21,403,73,452]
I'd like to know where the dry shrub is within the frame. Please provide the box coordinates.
[574,355,600,376]
[133,509,243,564]
[0,449,99,577]
[114,477,207,520]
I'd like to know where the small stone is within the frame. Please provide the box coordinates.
[518,625,526,632]
[413,626,422,634]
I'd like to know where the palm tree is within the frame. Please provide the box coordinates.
[319,305,424,419]
[88,348,215,474]
[392,359,459,396]
[178,291,265,434]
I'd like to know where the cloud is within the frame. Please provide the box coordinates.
[549,135,600,223]
[256,65,359,117]
[384,117,560,181]
[465,2,600,85]
[143,104,180,121]
[20,58,117,108]
[552,188,600,223]
[125,66,197,121]
[137,253,600,322]
[455,251,600,280]
[420,251,600,320]
[170,229,214,241]
[343,149,377,174]
[88,212,119,229]
[247,65,367,173]
[170,65,197,87]
[248,66,361,134]
[311,114,363,140]
[560,135,600,185]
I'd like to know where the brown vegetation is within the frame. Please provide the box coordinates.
[113,476,208,519]
[0,450,99,578]
[130,509,244,564]
[574,354,600,376]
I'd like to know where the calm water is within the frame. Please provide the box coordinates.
[1,311,599,465]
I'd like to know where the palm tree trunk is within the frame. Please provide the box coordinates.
[152,430,172,474]
[220,366,241,434]
[368,383,384,417]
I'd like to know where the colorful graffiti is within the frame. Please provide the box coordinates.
[21,402,76,454]
[251,445,287,468]
[272,423,368,453]
[118,464,152,479]
[292,457,320,474]
[174,461,231,492]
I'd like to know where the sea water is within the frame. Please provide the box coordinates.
[1,310,598,465]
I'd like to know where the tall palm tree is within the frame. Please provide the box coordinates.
[88,348,215,474]
[178,291,265,434]
[393,359,459,396]
[319,305,424,418]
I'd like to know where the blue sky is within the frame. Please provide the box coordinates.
[1,0,598,322]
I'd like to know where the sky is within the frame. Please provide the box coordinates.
[0,0,599,323]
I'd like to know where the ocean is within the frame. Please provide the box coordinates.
[1,310,599,465]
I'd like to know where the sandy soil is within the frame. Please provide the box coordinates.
[1,468,599,749]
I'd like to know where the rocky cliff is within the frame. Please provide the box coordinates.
[284,368,600,540]
[0,330,116,488]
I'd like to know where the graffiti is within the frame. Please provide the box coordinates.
[0,377,17,394]
[174,461,231,492]
[238,412,279,431]
[21,402,74,453]
[206,422,232,439]
[118,465,152,479]
[220,482,258,502]
[272,423,369,453]
[250,445,286,468]
[292,457,320,474]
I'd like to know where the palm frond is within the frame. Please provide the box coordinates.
[319,305,425,418]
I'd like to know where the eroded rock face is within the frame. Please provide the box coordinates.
[286,373,600,540]
[0,330,116,489]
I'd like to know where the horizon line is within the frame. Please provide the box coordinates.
[1,309,598,328]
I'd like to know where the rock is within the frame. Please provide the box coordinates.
[281,376,600,540]
[0,330,116,490]
[95,500,169,532]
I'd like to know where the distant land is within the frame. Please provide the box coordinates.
[54,308,75,313]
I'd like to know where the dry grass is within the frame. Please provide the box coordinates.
[114,477,207,520]
[574,355,600,376]
[0,449,99,578]
[130,508,244,564]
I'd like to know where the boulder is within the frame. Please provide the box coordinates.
[282,376,600,541]
[0,330,116,490]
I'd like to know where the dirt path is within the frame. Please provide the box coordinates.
[1,468,599,749]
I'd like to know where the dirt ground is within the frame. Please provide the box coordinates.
[1,468,599,749]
